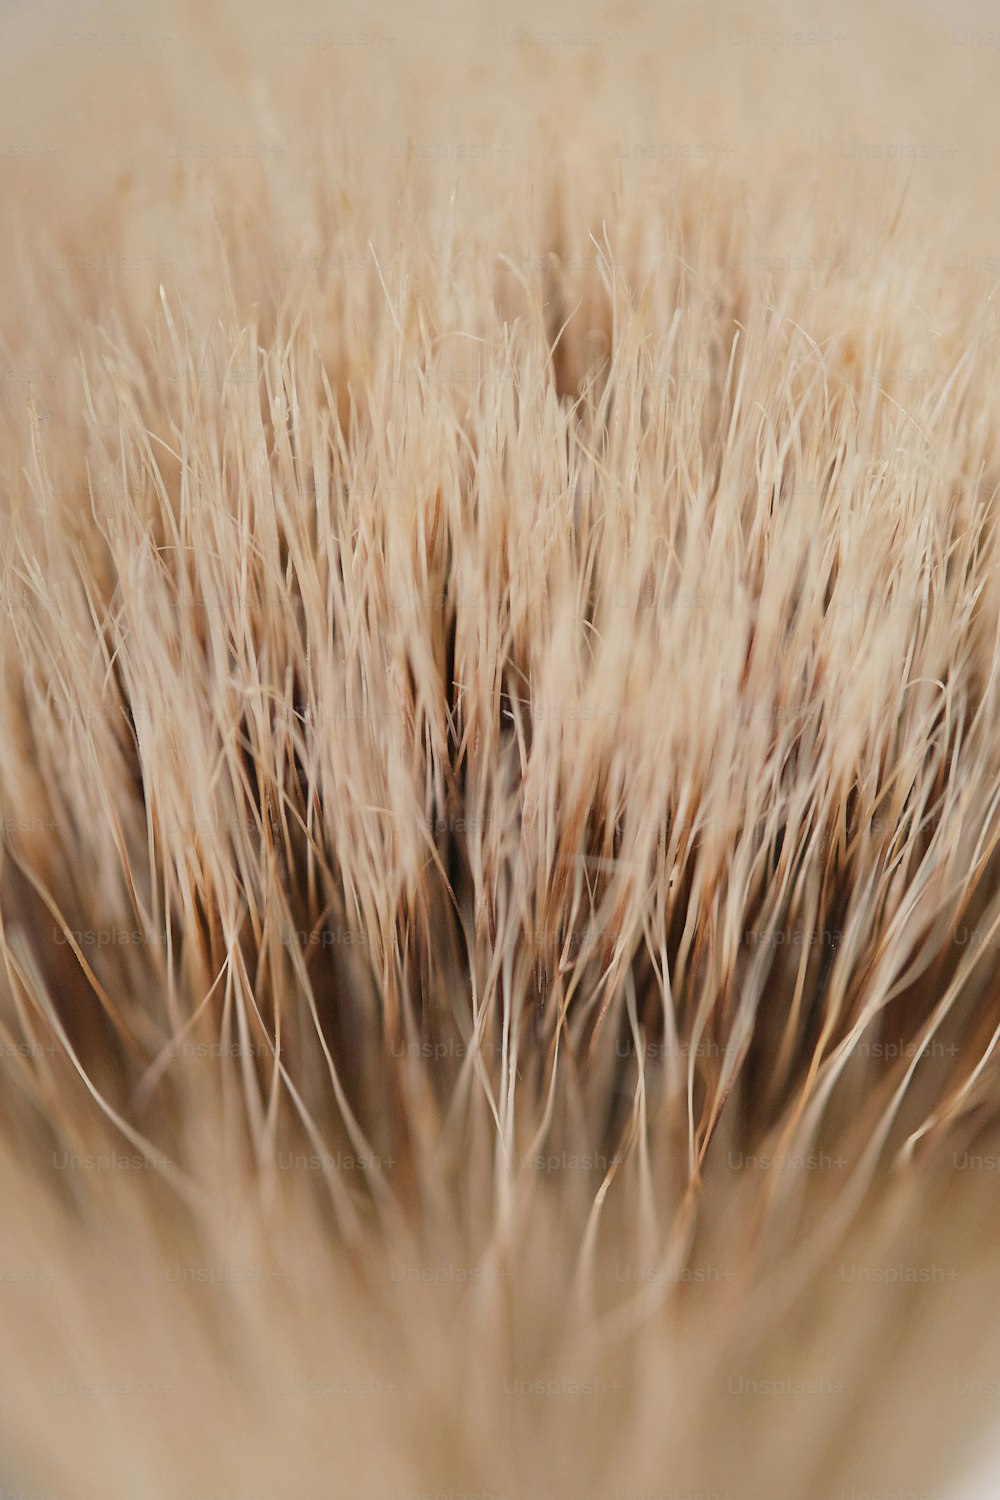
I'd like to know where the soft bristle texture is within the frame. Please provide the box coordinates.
[4,2,1000,1497]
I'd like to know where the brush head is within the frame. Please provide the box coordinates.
[2,2,1000,1497]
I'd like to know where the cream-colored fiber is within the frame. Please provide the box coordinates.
[3,2,1000,1496]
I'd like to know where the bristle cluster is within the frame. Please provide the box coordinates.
[3,2,1000,1497]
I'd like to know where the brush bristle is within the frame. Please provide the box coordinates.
[3,2,1000,1497]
